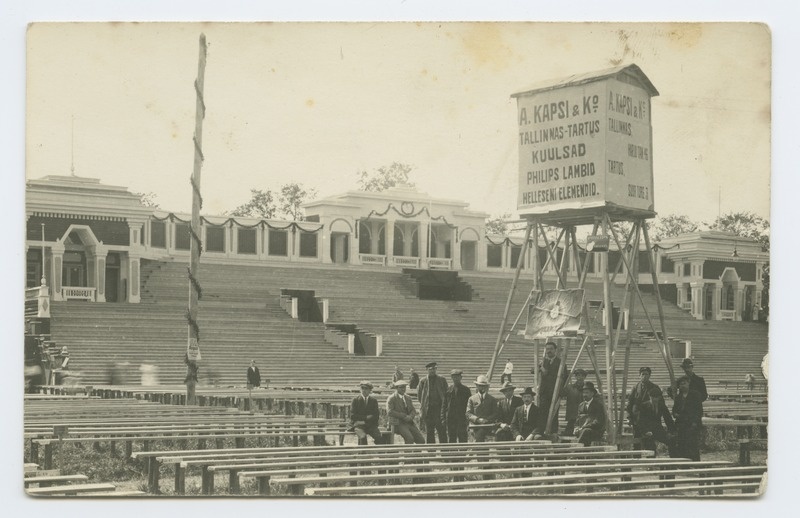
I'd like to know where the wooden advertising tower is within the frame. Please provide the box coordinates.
[487,65,675,443]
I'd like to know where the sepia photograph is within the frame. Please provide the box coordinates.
[9,6,791,509]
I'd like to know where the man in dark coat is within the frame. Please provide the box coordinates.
[575,382,607,446]
[537,341,561,432]
[387,380,425,444]
[511,387,544,441]
[679,358,708,402]
[246,360,261,389]
[496,381,523,441]
[350,381,384,445]
[671,375,704,460]
[466,375,501,442]
[408,368,420,389]
[626,366,674,455]
[417,361,449,443]
[441,369,472,443]
[562,368,587,436]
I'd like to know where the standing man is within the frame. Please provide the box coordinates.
[501,359,514,384]
[466,375,500,442]
[350,381,384,445]
[671,375,704,461]
[392,365,404,384]
[408,368,420,389]
[562,368,587,436]
[496,381,523,441]
[537,341,561,432]
[512,387,543,441]
[387,380,425,444]
[679,358,708,402]
[417,361,449,443]
[184,353,198,406]
[575,381,607,446]
[246,360,261,409]
[626,366,674,455]
[441,369,472,443]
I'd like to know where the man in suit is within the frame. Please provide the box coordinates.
[387,380,425,444]
[466,375,500,442]
[496,381,523,441]
[408,368,420,389]
[441,369,472,443]
[512,387,543,441]
[350,381,384,445]
[671,375,704,461]
[626,366,674,455]
[680,358,708,402]
[562,368,587,436]
[537,341,561,432]
[417,361,449,443]
[575,381,607,446]
[246,360,261,389]
[392,365,404,384]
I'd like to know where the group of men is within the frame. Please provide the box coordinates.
[349,358,608,447]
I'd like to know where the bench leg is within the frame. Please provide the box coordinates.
[175,464,186,495]
[229,469,239,495]
[125,440,133,458]
[29,440,39,465]
[258,476,271,496]
[43,443,53,470]
[148,458,161,495]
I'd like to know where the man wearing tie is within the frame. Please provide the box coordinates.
[496,381,523,441]
[387,380,425,444]
[466,375,500,442]
[349,381,384,445]
[512,387,544,441]
[575,381,607,446]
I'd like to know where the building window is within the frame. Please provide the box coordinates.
[175,223,191,250]
[660,256,675,273]
[683,263,691,277]
[269,229,288,256]
[151,221,166,248]
[205,226,225,253]
[487,244,502,268]
[238,228,257,255]
[510,245,522,268]
[299,231,318,258]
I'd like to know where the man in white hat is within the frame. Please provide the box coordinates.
[386,380,425,444]
[466,375,500,442]
[350,381,384,445]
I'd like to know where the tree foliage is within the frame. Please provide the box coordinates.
[134,191,160,209]
[227,189,277,219]
[707,211,770,251]
[279,183,318,221]
[485,213,511,235]
[357,162,415,192]
[227,183,318,221]
[650,214,700,242]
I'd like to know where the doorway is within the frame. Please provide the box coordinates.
[460,241,476,271]
[105,253,121,302]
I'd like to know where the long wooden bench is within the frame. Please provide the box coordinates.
[27,483,117,496]
[24,474,89,487]
[303,465,767,496]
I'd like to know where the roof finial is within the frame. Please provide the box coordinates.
[70,115,76,176]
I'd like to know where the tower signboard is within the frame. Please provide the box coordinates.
[513,65,658,220]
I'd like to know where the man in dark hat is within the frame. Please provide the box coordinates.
[441,369,472,443]
[417,361,449,443]
[679,358,708,402]
[670,375,704,461]
[466,375,501,442]
[511,387,543,441]
[387,380,425,444]
[575,381,607,446]
[562,368,587,436]
[496,381,523,441]
[626,366,674,454]
[350,381,384,445]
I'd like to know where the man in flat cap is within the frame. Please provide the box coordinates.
[511,387,544,441]
[417,361,449,443]
[626,366,674,454]
[387,380,425,444]
[466,375,501,442]
[575,381,606,446]
[350,381,384,445]
[562,368,588,436]
[441,369,472,443]
[679,358,708,402]
[496,381,523,441]
[670,375,704,461]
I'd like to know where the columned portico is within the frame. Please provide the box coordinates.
[690,281,704,320]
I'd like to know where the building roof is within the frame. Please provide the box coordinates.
[511,63,659,99]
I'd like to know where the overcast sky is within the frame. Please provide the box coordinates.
[26,22,770,224]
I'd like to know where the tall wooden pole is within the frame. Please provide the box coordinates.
[487,221,532,381]
[186,34,208,404]
[531,222,540,399]
[601,215,615,443]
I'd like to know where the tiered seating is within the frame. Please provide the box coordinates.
[49,260,767,394]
